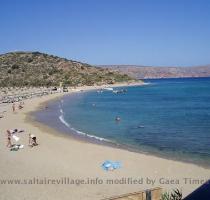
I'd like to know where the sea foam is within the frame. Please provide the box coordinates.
[58,113,109,142]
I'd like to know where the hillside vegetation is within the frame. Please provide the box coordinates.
[0,52,133,87]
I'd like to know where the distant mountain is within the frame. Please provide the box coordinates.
[0,52,133,87]
[100,65,210,79]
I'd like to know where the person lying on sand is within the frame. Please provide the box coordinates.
[9,129,24,134]
[29,134,38,147]
[11,129,18,134]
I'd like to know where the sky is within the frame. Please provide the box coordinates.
[0,0,210,66]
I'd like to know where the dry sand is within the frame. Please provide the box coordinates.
[1,83,210,200]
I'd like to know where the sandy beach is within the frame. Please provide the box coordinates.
[1,83,210,200]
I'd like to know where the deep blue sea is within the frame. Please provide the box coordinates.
[35,78,210,167]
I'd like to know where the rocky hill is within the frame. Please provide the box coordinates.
[0,52,133,87]
[102,65,210,79]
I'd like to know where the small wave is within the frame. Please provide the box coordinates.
[143,82,151,85]
[59,115,70,128]
[71,127,110,142]
[58,114,110,142]
[147,82,156,85]
[60,108,64,114]
[86,133,110,142]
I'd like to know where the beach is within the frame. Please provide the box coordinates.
[1,83,210,200]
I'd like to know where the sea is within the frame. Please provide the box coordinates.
[34,77,210,168]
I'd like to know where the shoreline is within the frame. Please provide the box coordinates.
[1,81,210,199]
[28,81,148,147]
[30,112,210,170]
[31,85,210,170]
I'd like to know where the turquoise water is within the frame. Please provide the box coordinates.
[35,78,210,167]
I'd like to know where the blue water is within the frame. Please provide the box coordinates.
[35,78,210,167]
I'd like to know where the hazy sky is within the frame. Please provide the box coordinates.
[0,0,210,66]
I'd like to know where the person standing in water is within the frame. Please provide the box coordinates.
[115,116,121,122]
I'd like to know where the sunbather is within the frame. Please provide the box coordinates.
[9,129,24,134]
[9,129,18,134]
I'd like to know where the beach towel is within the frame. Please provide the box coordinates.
[101,160,122,171]
[12,135,20,142]
[18,144,24,149]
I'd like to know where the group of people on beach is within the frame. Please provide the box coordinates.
[2,100,39,151]
[6,129,38,150]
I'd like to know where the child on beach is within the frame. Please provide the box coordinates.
[29,134,38,147]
